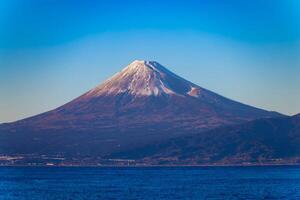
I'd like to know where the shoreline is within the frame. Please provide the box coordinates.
[1,163,300,168]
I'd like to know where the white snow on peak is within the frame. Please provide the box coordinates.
[123,60,162,74]
[84,60,202,98]
[188,87,201,97]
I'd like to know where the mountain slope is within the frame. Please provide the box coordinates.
[0,60,283,163]
[2,60,281,132]
[113,114,300,165]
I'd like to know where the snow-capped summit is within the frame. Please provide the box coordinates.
[7,60,282,133]
[85,60,200,98]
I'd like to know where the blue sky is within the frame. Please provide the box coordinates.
[0,0,300,122]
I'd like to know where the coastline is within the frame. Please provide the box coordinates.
[1,163,300,168]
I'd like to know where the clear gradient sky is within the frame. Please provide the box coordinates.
[0,0,300,122]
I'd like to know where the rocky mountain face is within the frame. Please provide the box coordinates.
[0,60,285,165]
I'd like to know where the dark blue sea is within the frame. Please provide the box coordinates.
[0,166,300,200]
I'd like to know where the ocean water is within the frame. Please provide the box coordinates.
[0,166,300,200]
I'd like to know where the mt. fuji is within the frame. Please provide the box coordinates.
[0,60,283,164]
[4,60,280,130]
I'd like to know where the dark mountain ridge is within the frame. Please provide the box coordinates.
[111,114,300,165]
